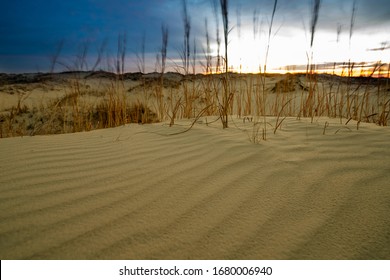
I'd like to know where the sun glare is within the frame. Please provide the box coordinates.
[206,26,389,76]
[224,29,310,74]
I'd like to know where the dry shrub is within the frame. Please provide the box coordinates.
[272,75,297,93]
[93,101,157,128]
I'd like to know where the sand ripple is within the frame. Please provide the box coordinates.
[1,118,389,259]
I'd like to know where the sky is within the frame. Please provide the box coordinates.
[0,0,389,74]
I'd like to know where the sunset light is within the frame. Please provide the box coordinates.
[1,0,389,76]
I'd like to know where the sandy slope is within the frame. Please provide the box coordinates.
[0,117,389,259]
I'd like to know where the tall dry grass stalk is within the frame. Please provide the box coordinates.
[181,0,191,76]
[212,0,222,73]
[203,19,212,74]
[261,0,278,140]
[303,0,321,121]
[154,24,169,121]
[219,0,230,129]
[179,0,196,119]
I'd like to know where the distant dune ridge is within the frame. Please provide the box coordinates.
[0,72,389,259]
[1,116,389,259]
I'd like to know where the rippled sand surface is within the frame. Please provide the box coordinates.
[1,117,389,259]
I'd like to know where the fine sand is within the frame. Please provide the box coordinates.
[1,116,389,259]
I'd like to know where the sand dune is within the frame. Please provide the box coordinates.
[1,117,389,259]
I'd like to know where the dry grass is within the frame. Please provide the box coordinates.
[1,0,389,139]
[0,69,390,138]
[0,73,159,137]
[1,71,388,139]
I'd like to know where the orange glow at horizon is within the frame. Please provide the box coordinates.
[202,27,389,78]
